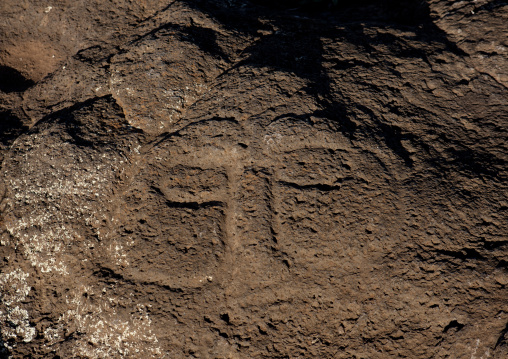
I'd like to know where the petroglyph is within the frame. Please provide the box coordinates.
[99,118,352,292]
[1,0,506,357]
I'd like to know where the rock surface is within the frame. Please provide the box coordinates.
[0,0,507,358]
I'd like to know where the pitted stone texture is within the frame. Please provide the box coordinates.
[1,1,507,358]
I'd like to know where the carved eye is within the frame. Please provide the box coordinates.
[160,165,228,204]
[116,164,227,288]
[277,148,348,189]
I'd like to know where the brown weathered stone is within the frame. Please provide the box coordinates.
[1,1,507,358]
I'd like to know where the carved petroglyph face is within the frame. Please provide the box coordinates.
[3,100,403,357]
[1,102,444,357]
[104,118,354,297]
[91,117,372,356]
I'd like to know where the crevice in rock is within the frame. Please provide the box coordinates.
[164,200,225,210]
[443,320,465,333]
[0,110,29,148]
[434,248,486,262]
[483,240,508,250]
[0,66,35,93]
[277,180,345,191]
[495,321,508,349]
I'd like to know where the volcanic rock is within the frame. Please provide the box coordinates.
[0,0,507,358]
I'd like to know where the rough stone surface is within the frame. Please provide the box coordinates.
[0,0,507,358]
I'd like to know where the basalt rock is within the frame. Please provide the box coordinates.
[0,1,507,358]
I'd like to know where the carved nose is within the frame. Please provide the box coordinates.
[235,168,273,250]
[222,167,286,296]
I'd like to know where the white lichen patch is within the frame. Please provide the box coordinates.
[0,307,36,344]
[107,240,129,266]
[44,286,162,358]
[0,269,36,348]
[1,126,134,353]
[0,269,30,306]
[3,139,126,274]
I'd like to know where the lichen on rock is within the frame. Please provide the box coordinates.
[0,0,507,358]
